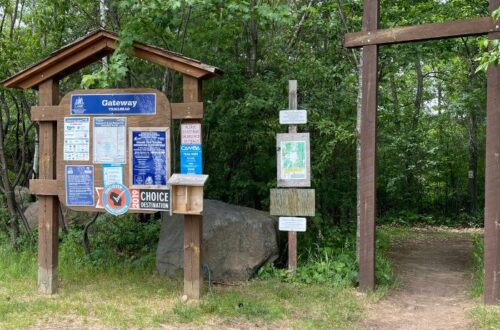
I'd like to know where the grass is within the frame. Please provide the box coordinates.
[471,306,500,330]
[0,234,365,329]
[470,233,484,298]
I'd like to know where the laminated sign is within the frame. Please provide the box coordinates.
[276,133,311,187]
[130,128,170,187]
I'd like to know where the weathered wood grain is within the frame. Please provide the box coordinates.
[270,189,315,217]
[484,0,500,306]
[358,0,379,292]
[2,30,221,89]
[345,16,498,48]
[37,79,60,295]
[182,75,204,300]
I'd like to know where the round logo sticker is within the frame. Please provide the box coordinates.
[103,183,131,216]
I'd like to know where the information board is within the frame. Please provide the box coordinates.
[130,128,169,187]
[64,117,90,161]
[71,93,156,115]
[65,165,94,206]
[93,117,127,164]
[276,133,311,187]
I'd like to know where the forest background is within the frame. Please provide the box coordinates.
[0,0,495,266]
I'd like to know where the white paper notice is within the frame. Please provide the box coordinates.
[93,117,127,164]
[279,217,307,232]
[181,123,202,145]
[64,117,90,161]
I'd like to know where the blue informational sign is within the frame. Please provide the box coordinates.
[71,93,156,115]
[180,144,202,175]
[132,130,168,186]
[65,165,94,206]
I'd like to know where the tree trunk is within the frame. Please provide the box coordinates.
[467,102,478,215]
[356,51,363,261]
[0,96,20,246]
[248,1,258,77]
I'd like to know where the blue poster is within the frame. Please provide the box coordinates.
[180,144,202,175]
[132,130,168,186]
[71,93,156,115]
[65,165,94,206]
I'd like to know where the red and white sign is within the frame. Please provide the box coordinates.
[97,187,140,210]
[96,187,104,209]
[181,123,202,145]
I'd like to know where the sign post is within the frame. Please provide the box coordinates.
[271,80,315,274]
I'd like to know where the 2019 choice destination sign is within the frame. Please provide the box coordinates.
[71,93,156,115]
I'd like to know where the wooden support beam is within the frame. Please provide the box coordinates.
[171,102,204,119]
[29,179,59,196]
[182,75,204,300]
[345,16,498,48]
[31,106,64,121]
[19,41,109,89]
[358,0,379,292]
[484,0,500,305]
[37,79,60,295]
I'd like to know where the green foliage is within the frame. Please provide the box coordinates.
[257,226,394,288]
[470,305,500,330]
[470,233,484,298]
[476,8,500,72]
[59,214,161,277]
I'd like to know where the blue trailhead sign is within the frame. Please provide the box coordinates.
[71,93,156,115]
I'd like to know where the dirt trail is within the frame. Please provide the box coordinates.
[362,230,478,330]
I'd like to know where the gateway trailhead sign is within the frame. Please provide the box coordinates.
[51,88,172,214]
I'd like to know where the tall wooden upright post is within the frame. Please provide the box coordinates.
[358,0,379,292]
[484,0,500,305]
[37,79,60,294]
[183,75,204,299]
[288,80,298,274]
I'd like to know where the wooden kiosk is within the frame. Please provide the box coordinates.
[1,29,222,300]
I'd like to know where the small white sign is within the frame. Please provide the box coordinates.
[279,110,307,125]
[64,117,90,161]
[279,217,307,232]
[181,123,202,145]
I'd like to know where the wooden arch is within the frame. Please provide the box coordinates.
[345,0,500,304]
[1,29,222,300]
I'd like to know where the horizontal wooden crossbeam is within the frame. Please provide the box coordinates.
[345,17,499,48]
[29,179,59,196]
[31,102,204,121]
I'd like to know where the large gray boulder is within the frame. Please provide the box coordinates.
[156,199,278,282]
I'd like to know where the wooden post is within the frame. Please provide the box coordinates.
[183,75,203,299]
[358,0,379,292]
[37,79,60,294]
[484,0,500,305]
[288,80,298,274]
